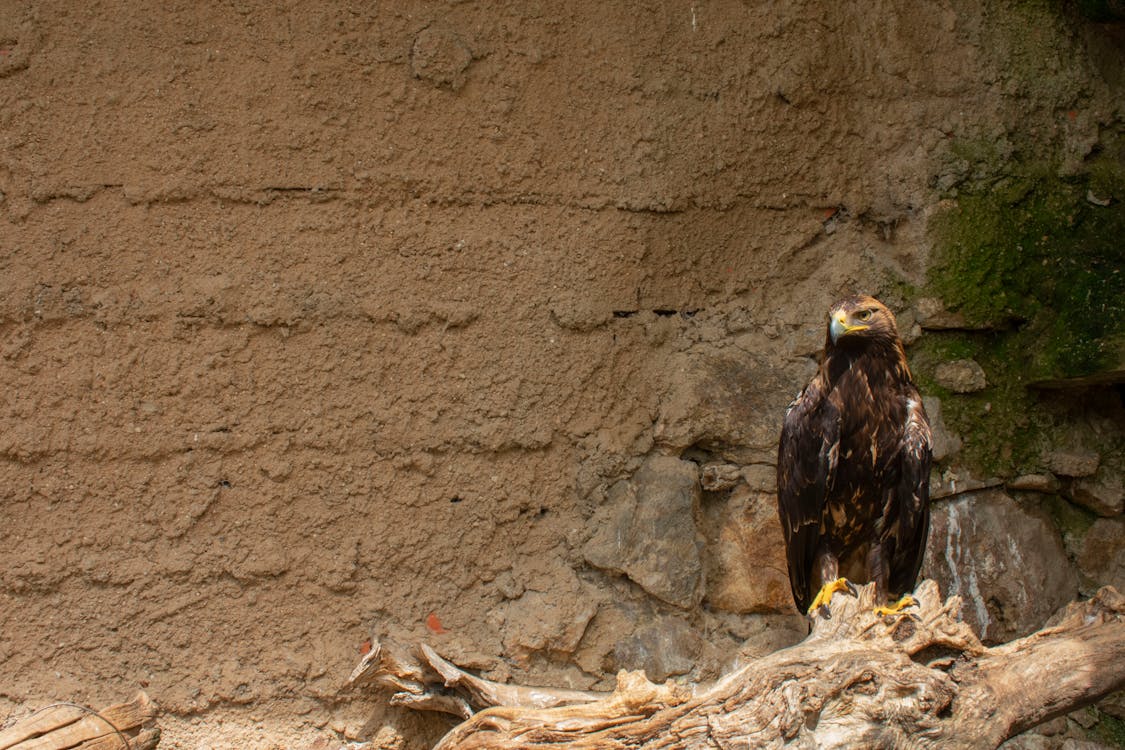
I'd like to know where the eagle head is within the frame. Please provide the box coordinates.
[827,295,900,347]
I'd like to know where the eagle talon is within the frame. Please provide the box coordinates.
[874,594,917,618]
[806,577,856,618]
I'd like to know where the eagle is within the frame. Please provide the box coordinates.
[777,295,932,616]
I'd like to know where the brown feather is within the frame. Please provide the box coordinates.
[777,296,932,611]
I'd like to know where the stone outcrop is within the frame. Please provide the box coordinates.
[923,489,1078,643]
[584,455,704,609]
[1078,517,1125,594]
[1067,468,1124,517]
[703,485,794,615]
[934,358,988,393]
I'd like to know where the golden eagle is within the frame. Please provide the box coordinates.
[777,295,932,616]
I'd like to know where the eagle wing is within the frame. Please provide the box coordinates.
[776,375,838,613]
[887,392,933,596]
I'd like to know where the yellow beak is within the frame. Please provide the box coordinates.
[830,312,868,343]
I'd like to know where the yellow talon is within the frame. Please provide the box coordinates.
[874,594,917,617]
[807,577,857,617]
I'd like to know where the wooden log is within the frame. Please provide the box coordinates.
[76,726,160,750]
[0,693,157,750]
[0,707,88,750]
[351,581,1125,749]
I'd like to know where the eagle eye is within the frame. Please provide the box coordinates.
[856,309,873,322]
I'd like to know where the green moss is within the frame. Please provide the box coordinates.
[917,154,1124,477]
[916,5,1125,479]
[910,331,1049,476]
[929,168,1125,381]
[1087,706,1125,748]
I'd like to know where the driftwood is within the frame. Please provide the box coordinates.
[0,692,158,750]
[350,580,1125,749]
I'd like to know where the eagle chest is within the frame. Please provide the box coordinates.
[821,372,905,548]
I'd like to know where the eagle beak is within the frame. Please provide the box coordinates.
[830,312,868,343]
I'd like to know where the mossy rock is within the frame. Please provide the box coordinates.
[909,331,1049,475]
[916,141,1124,477]
[928,170,1124,383]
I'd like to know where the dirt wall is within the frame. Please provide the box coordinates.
[1,2,1122,748]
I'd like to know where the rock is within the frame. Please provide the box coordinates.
[1060,740,1115,750]
[922,489,1078,643]
[571,599,639,678]
[1077,517,1125,591]
[496,565,599,664]
[501,588,597,660]
[1068,469,1124,517]
[704,485,794,614]
[410,26,473,90]
[584,455,704,608]
[914,298,981,330]
[1045,449,1101,478]
[732,614,807,662]
[611,616,702,683]
[654,352,812,465]
[741,464,776,492]
[913,298,1003,331]
[999,733,1053,750]
[1030,367,1125,389]
[1100,690,1125,720]
[897,308,922,345]
[930,466,1003,500]
[1007,474,1061,493]
[700,463,741,491]
[914,298,950,327]
[923,396,962,462]
[494,570,524,600]
[1034,716,1070,737]
[317,541,359,593]
[785,324,824,359]
[933,358,987,393]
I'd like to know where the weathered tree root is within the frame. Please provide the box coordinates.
[349,580,1125,749]
[0,692,158,750]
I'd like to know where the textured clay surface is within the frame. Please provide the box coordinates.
[1,2,1122,748]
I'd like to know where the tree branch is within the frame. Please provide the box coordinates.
[349,581,1125,749]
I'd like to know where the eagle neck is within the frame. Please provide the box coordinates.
[823,338,909,388]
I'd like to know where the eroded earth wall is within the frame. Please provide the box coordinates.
[1,2,1122,748]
